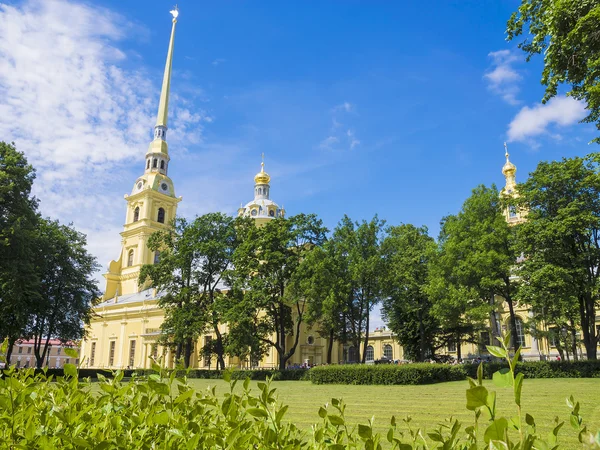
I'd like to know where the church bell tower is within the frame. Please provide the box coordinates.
[103,9,182,299]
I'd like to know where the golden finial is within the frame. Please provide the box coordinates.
[255,153,270,185]
[502,142,516,176]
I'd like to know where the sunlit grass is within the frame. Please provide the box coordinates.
[188,378,600,447]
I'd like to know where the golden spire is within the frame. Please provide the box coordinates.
[502,142,516,176]
[254,153,271,185]
[502,142,517,194]
[155,7,178,128]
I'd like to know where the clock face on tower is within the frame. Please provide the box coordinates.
[160,182,169,194]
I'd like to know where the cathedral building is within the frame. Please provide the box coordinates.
[80,12,335,370]
[81,12,579,370]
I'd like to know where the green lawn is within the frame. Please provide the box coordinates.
[188,378,600,447]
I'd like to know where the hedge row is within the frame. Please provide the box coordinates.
[134,368,309,381]
[1,368,136,379]
[463,360,600,380]
[308,363,466,385]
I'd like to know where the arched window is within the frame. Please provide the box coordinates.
[153,159,157,168]
[127,249,134,267]
[515,318,526,347]
[154,251,160,264]
[157,208,165,224]
[160,160,165,170]
[133,207,139,222]
[146,160,150,169]
[365,345,374,362]
[384,344,393,360]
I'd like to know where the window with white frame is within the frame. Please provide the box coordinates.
[365,345,374,362]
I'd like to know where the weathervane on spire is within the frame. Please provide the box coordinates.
[170,4,179,20]
[504,142,509,160]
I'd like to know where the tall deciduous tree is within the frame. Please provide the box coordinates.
[507,0,600,141]
[28,219,100,368]
[141,213,238,369]
[288,244,348,364]
[515,154,600,359]
[0,142,39,363]
[229,214,327,370]
[325,216,386,363]
[381,224,438,362]
[428,215,492,360]
[438,185,521,350]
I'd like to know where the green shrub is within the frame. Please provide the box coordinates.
[134,368,309,381]
[462,360,600,380]
[0,338,599,449]
[309,363,467,385]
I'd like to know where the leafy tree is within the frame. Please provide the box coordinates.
[288,244,348,364]
[27,218,100,368]
[507,0,600,141]
[0,142,39,363]
[428,214,495,361]
[141,213,238,369]
[228,214,327,370]
[515,153,600,360]
[381,224,439,362]
[437,185,521,350]
[324,215,386,363]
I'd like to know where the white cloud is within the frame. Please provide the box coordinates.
[319,136,339,150]
[507,96,587,142]
[212,58,226,66]
[0,0,203,279]
[333,101,354,113]
[319,102,360,150]
[347,129,360,149]
[484,50,522,105]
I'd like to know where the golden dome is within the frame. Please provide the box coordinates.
[254,161,271,185]
[502,144,516,176]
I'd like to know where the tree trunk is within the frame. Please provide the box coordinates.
[579,294,597,360]
[175,341,183,362]
[506,296,519,351]
[5,336,16,366]
[361,309,370,364]
[327,328,334,364]
[569,320,579,361]
[183,338,193,368]
[418,309,426,362]
[213,324,226,370]
[456,332,462,362]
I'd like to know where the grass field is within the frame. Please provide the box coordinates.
[188,378,600,447]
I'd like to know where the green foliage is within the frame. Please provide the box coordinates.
[433,184,521,350]
[515,154,600,360]
[0,142,99,367]
[381,224,439,362]
[309,364,467,385]
[228,214,328,370]
[27,218,100,368]
[1,334,599,449]
[0,357,598,449]
[0,142,39,359]
[463,359,600,380]
[507,0,600,142]
[140,213,239,368]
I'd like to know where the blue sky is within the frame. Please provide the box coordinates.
[0,1,596,327]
